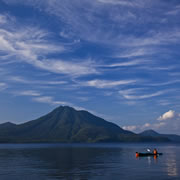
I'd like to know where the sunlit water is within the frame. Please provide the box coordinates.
[0,143,179,180]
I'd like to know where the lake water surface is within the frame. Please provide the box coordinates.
[0,143,179,180]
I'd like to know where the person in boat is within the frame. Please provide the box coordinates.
[136,152,139,157]
[153,148,158,155]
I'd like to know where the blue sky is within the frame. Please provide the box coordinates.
[0,0,180,134]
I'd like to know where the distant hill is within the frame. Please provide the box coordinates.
[139,129,160,137]
[0,106,174,143]
[139,129,180,143]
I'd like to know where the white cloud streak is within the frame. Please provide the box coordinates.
[14,90,41,97]
[119,88,166,100]
[33,59,98,76]
[33,96,69,105]
[102,59,144,68]
[97,0,134,6]
[83,79,137,88]
[116,48,152,58]
[147,80,180,86]
[8,76,67,85]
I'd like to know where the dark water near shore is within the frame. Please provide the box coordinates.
[0,143,179,180]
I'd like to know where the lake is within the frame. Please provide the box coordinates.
[0,143,179,180]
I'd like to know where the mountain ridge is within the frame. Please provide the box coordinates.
[139,129,180,142]
[0,106,133,143]
[0,106,177,143]
[139,129,160,136]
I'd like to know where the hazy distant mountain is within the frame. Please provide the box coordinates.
[139,129,160,137]
[0,106,174,143]
[139,129,180,143]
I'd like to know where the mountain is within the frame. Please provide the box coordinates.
[139,129,180,143]
[0,106,173,143]
[0,106,132,143]
[139,129,161,137]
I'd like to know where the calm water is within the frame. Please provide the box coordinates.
[0,143,179,180]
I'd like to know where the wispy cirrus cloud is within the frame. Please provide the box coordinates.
[2,0,142,44]
[0,14,99,77]
[3,0,180,47]
[3,0,180,71]
[0,22,64,57]
[14,90,41,97]
[158,100,172,106]
[101,59,145,68]
[7,76,67,85]
[120,31,180,48]
[147,80,180,87]
[119,88,167,100]
[80,79,137,89]
[33,59,98,77]
[43,0,180,46]
[115,48,153,58]
[33,96,69,106]
[97,0,134,6]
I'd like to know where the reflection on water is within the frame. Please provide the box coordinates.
[0,143,179,180]
[165,147,179,177]
[167,158,178,177]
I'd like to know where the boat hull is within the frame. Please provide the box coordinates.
[137,153,163,157]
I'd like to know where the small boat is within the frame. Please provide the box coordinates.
[136,152,163,157]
